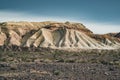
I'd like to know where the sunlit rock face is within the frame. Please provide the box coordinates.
[0,21,120,50]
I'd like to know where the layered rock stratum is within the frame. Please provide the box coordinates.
[0,21,120,50]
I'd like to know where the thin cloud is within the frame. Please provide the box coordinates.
[0,11,119,34]
[0,11,72,22]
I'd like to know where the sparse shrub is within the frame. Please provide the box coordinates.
[52,51,63,60]
[90,58,98,63]
[10,67,17,70]
[10,64,17,70]
[56,58,64,62]
[114,61,120,65]
[0,58,6,62]
[44,59,52,63]
[100,60,108,65]
[65,59,76,63]
[78,60,87,63]
[8,53,14,57]
[109,67,114,71]
[109,61,114,65]
[53,70,61,75]
[25,59,32,62]
[72,53,79,56]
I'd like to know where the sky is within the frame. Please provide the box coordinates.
[0,0,120,34]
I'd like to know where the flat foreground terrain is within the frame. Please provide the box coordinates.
[0,62,120,80]
[0,48,120,80]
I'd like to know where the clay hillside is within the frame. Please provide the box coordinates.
[0,21,120,50]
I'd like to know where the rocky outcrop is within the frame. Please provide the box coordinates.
[114,32,120,38]
[0,21,120,50]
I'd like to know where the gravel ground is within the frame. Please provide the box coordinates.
[0,62,120,80]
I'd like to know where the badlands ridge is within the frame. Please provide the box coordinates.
[0,21,120,50]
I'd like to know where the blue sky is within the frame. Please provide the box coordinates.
[0,0,120,33]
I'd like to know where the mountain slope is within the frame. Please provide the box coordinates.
[0,21,120,50]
